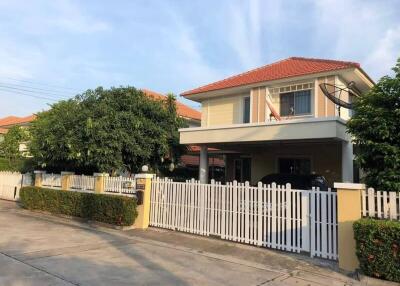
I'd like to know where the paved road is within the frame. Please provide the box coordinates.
[0,200,360,286]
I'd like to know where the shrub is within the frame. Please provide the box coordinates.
[19,186,137,226]
[0,157,34,172]
[354,218,400,282]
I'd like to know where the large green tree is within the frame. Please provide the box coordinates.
[347,58,400,192]
[29,87,186,174]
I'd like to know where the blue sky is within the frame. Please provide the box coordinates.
[0,0,399,117]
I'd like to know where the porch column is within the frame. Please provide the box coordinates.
[199,145,209,184]
[341,141,354,183]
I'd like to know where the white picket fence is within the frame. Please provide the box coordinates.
[0,172,33,201]
[105,176,136,195]
[38,173,136,195]
[42,173,62,189]
[362,188,400,220]
[150,178,338,260]
[71,175,95,191]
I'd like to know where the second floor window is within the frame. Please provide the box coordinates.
[243,96,250,123]
[280,90,311,116]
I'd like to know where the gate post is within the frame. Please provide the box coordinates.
[34,170,46,187]
[94,173,108,193]
[133,173,154,229]
[334,182,364,272]
[61,172,74,190]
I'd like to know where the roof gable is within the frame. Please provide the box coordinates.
[182,57,361,96]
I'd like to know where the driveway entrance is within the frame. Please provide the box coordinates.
[0,200,359,286]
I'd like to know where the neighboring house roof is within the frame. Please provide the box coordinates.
[0,127,8,134]
[182,57,367,96]
[180,155,225,168]
[142,89,201,121]
[187,146,219,153]
[0,115,36,128]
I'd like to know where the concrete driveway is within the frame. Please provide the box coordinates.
[0,200,360,286]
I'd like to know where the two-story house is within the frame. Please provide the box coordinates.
[179,57,374,186]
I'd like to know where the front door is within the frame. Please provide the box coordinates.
[234,158,251,183]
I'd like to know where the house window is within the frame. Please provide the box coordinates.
[280,90,311,116]
[234,158,251,182]
[349,94,356,117]
[278,158,311,175]
[243,96,250,123]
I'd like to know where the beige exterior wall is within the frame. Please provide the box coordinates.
[335,76,351,120]
[225,142,342,186]
[198,75,350,127]
[317,76,337,117]
[201,94,248,127]
[200,104,208,127]
[250,87,266,123]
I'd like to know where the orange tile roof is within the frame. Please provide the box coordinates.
[187,146,219,153]
[182,57,361,96]
[0,114,36,127]
[0,127,8,134]
[142,89,201,121]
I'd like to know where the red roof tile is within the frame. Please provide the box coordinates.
[142,89,201,121]
[0,127,8,134]
[0,114,36,127]
[182,57,361,96]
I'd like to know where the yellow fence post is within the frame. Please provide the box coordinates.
[334,182,365,272]
[33,170,46,187]
[93,173,108,193]
[61,172,74,190]
[133,173,154,229]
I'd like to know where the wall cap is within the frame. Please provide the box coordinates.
[136,173,155,179]
[334,182,365,190]
[34,170,46,174]
[61,171,75,175]
[93,173,109,177]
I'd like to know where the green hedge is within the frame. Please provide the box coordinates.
[20,186,138,226]
[0,157,35,172]
[354,218,400,282]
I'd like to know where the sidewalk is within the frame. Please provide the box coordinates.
[0,200,360,286]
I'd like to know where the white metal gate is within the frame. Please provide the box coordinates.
[149,178,338,260]
[0,172,32,201]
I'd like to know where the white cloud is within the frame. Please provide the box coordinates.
[364,26,400,78]
[0,0,114,116]
[49,0,111,34]
[0,0,113,80]
[313,0,400,80]
[159,4,229,91]
[0,0,111,35]
[0,41,43,79]
[227,0,263,69]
